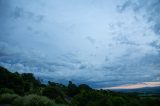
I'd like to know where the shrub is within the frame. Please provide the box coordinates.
[42,86,64,100]
[112,96,126,106]
[67,81,79,97]
[13,94,55,106]
[12,96,23,106]
[0,93,19,104]
[0,88,14,94]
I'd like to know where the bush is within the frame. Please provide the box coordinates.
[67,81,79,97]
[112,96,126,106]
[13,94,55,106]
[0,93,19,104]
[71,90,113,106]
[12,96,23,106]
[42,86,65,101]
[0,88,14,94]
[78,84,91,91]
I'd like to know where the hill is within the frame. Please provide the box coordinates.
[0,66,160,106]
[111,86,160,94]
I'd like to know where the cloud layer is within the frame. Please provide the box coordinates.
[0,0,160,88]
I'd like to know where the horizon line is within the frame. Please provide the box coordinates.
[101,82,160,90]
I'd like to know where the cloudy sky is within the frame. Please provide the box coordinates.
[0,0,160,88]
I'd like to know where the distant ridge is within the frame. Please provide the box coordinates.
[111,86,160,94]
[102,82,160,93]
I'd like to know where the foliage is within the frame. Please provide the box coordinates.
[0,66,41,95]
[0,93,19,104]
[22,73,41,91]
[12,94,55,106]
[42,86,66,103]
[0,66,160,106]
[0,88,14,94]
[71,90,113,106]
[67,81,79,97]
[78,84,91,91]
[0,66,25,95]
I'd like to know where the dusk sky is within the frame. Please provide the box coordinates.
[0,0,160,88]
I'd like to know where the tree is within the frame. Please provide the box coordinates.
[78,84,91,91]
[42,86,66,103]
[0,66,24,95]
[67,81,79,97]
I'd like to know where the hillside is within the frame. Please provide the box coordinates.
[110,86,160,94]
[0,66,160,106]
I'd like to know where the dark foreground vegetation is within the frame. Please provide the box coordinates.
[0,66,160,106]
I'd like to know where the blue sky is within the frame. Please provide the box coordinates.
[0,0,160,88]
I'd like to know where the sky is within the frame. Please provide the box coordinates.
[0,0,160,88]
[104,82,160,90]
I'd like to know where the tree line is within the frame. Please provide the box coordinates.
[0,66,160,106]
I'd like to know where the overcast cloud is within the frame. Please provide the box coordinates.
[0,0,160,88]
